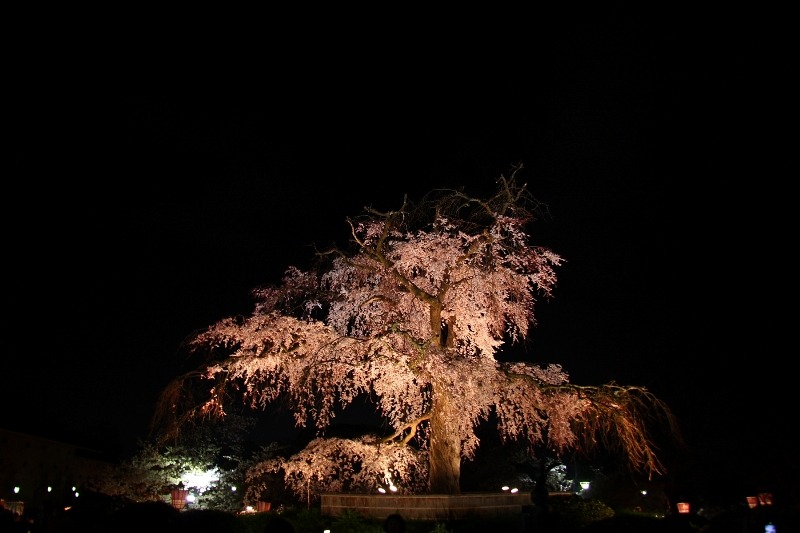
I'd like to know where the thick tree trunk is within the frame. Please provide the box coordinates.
[428,384,461,494]
[532,460,549,506]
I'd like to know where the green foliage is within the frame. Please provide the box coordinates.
[180,509,249,532]
[93,415,273,511]
[277,507,329,533]
[428,522,453,533]
[546,464,575,492]
[90,440,181,501]
[237,511,272,533]
[552,496,615,532]
[331,509,381,533]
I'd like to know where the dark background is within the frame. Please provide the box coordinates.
[4,21,792,507]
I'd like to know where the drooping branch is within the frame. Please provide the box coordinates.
[570,383,683,478]
[151,370,228,446]
[502,364,681,479]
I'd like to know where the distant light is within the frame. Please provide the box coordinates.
[501,486,510,491]
[579,481,590,491]
[231,486,237,492]
[245,505,254,513]
[378,487,386,494]
[47,486,53,493]
[641,490,647,496]
[746,496,759,509]
[510,488,519,494]
[187,494,196,503]
[13,487,19,494]
[389,484,397,492]
[72,486,77,491]
[677,502,690,514]
[74,492,80,498]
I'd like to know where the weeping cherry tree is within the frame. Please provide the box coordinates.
[154,166,680,502]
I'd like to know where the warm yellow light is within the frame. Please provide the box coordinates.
[677,502,690,514]
[746,496,759,509]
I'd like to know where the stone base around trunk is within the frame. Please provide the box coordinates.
[321,492,533,521]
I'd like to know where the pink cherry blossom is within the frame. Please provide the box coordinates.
[155,166,679,501]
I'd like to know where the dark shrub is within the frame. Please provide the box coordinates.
[110,501,181,533]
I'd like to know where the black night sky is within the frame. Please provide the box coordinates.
[4,22,793,507]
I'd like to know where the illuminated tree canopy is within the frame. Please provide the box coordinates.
[155,165,680,501]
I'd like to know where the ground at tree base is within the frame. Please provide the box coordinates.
[15,499,799,532]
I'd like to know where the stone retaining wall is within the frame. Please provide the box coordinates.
[321,492,532,521]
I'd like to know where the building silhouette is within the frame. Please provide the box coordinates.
[0,427,115,517]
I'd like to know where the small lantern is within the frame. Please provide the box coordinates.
[256,501,271,512]
[758,492,773,505]
[746,496,759,508]
[677,502,691,514]
[170,488,189,510]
